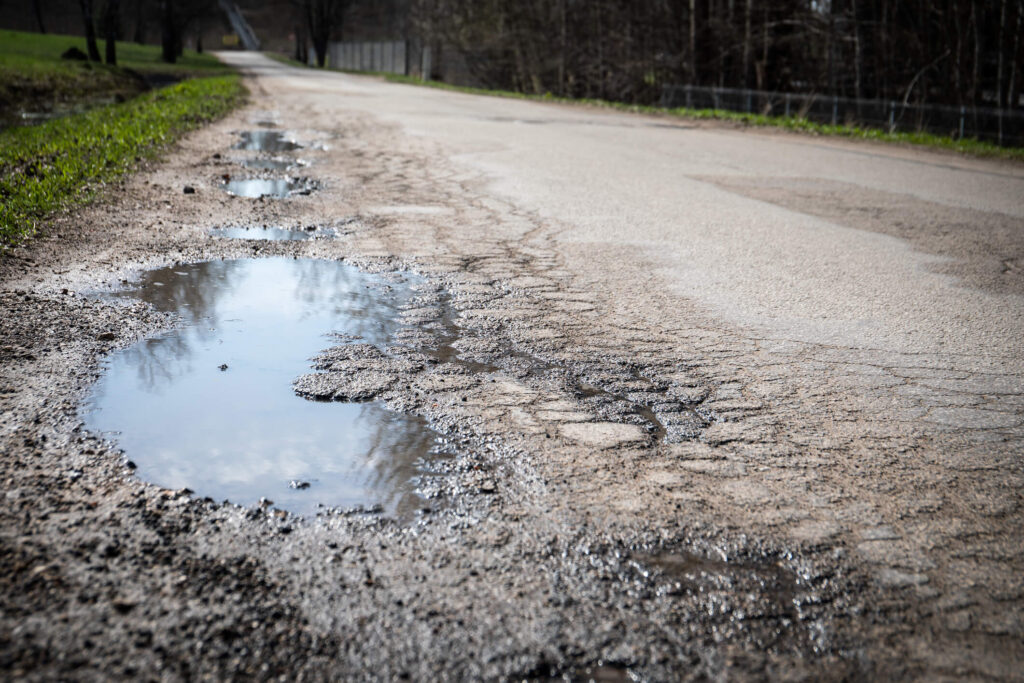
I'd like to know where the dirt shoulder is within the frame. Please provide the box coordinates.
[1,58,1022,680]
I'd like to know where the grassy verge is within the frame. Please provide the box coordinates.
[0,75,246,250]
[382,74,1024,162]
[1,29,232,126]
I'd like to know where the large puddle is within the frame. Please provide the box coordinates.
[84,258,444,516]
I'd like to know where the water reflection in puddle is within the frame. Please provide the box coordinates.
[85,258,442,516]
[233,130,302,152]
[210,226,330,241]
[242,157,300,171]
[223,178,308,198]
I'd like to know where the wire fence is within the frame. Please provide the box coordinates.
[660,84,1024,148]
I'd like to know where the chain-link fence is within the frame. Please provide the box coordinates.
[661,84,1024,148]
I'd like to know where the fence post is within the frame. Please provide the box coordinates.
[712,88,719,110]
[685,85,692,109]
[785,93,790,117]
[746,90,752,113]
[889,101,895,133]
[832,95,838,125]
[959,106,966,139]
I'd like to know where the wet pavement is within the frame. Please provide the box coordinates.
[84,258,443,516]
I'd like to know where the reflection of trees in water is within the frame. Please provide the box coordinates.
[116,261,242,393]
[355,403,439,511]
[290,259,411,344]
[111,259,416,394]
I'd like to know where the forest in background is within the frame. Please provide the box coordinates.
[7,0,1021,111]
[406,0,1023,110]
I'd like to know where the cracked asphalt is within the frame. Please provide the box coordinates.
[1,52,1023,680]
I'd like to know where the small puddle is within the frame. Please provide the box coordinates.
[222,178,311,199]
[638,550,797,610]
[84,258,445,516]
[242,157,300,171]
[232,130,302,152]
[210,226,331,241]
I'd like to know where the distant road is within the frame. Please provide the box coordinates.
[228,52,1024,366]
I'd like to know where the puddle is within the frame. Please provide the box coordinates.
[222,178,311,199]
[637,550,797,610]
[232,130,302,152]
[84,258,446,516]
[242,157,301,171]
[210,226,332,241]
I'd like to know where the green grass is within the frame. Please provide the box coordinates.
[381,74,1024,162]
[0,28,232,124]
[0,75,246,249]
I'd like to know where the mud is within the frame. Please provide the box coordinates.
[1,54,1022,681]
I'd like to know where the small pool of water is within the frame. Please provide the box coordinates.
[210,226,332,241]
[242,157,300,171]
[233,130,302,152]
[223,178,309,198]
[85,258,442,516]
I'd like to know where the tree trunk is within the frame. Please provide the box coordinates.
[852,0,863,100]
[1009,0,1022,110]
[79,0,102,62]
[294,23,305,64]
[971,0,979,104]
[104,0,120,66]
[32,0,47,33]
[689,0,697,83]
[133,0,145,44]
[160,0,176,64]
[997,0,1007,107]
[742,0,751,88]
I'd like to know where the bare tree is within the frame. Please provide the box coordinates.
[32,0,47,33]
[104,0,122,65]
[306,0,351,67]
[79,0,102,61]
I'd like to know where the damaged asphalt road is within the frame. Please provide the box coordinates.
[2,52,1023,680]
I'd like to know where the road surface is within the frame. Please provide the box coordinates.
[2,51,1022,679]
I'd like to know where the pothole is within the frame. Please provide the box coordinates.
[222,178,315,198]
[232,130,302,152]
[210,225,334,241]
[84,258,450,517]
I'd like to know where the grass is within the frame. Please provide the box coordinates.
[0,29,232,125]
[379,74,1024,162]
[0,75,246,249]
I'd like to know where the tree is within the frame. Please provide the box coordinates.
[79,0,102,61]
[306,0,351,67]
[32,0,47,33]
[104,0,121,65]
